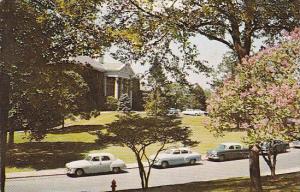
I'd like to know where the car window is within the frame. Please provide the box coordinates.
[85,156,92,161]
[101,156,111,161]
[217,144,226,150]
[173,150,180,154]
[92,156,100,161]
[235,145,241,150]
[181,150,189,154]
[228,145,234,150]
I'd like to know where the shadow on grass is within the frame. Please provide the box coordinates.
[6,141,107,170]
[7,125,109,171]
[49,124,105,134]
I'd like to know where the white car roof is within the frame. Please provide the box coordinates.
[220,142,242,146]
[168,147,191,151]
[88,153,114,157]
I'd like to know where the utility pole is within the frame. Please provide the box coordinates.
[0,73,10,192]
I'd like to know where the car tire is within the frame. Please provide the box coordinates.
[189,159,196,165]
[161,161,169,169]
[75,169,84,177]
[219,155,225,162]
[112,167,121,174]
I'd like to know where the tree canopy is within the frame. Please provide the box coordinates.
[102,0,300,69]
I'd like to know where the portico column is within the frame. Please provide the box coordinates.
[129,79,133,108]
[114,77,119,99]
[103,76,107,96]
[120,78,124,95]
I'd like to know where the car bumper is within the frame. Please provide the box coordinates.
[66,168,76,174]
[207,155,220,160]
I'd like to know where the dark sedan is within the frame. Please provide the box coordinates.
[260,140,290,154]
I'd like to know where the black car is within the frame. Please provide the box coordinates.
[260,140,289,154]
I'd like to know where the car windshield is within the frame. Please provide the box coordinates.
[217,144,226,150]
[162,150,172,154]
[84,156,92,161]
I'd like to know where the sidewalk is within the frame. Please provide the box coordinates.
[6,163,142,179]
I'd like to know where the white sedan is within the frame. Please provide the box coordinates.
[182,109,207,116]
[150,147,201,168]
[65,153,126,177]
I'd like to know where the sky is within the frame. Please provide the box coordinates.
[104,35,229,89]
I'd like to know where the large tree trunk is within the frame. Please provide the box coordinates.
[0,73,10,192]
[8,130,14,147]
[249,145,262,192]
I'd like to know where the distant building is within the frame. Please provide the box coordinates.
[72,56,142,111]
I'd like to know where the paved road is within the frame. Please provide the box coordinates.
[6,149,300,192]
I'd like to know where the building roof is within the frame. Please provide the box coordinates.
[71,56,136,79]
[71,56,105,72]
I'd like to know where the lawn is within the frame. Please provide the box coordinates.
[6,112,246,173]
[124,172,300,192]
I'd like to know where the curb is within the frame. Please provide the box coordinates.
[6,164,143,179]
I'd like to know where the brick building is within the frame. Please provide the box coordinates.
[73,56,142,111]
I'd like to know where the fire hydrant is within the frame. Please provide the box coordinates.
[111,179,117,192]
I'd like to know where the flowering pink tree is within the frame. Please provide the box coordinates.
[208,28,300,191]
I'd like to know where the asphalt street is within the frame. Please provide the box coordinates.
[6,148,300,192]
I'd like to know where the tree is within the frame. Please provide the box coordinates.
[208,28,300,191]
[105,96,118,111]
[1,0,108,142]
[94,113,198,189]
[117,93,132,113]
[191,84,207,110]
[211,51,239,88]
[0,73,10,192]
[102,0,300,76]
[144,62,172,117]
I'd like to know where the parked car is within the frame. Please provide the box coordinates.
[167,108,180,116]
[150,147,201,168]
[207,142,249,161]
[292,138,300,148]
[65,153,126,177]
[260,140,290,154]
[182,109,207,116]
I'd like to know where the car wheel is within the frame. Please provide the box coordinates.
[219,155,225,162]
[112,167,121,174]
[189,159,196,165]
[75,169,84,177]
[161,161,169,169]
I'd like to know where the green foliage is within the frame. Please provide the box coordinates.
[144,88,170,117]
[94,113,198,188]
[102,0,300,67]
[117,93,132,113]
[105,96,118,111]
[0,0,106,141]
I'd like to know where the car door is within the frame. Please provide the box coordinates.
[180,149,190,163]
[171,150,184,165]
[100,155,112,172]
[227,145,236,160]
[235,145,243,159]
[89,156,102,173]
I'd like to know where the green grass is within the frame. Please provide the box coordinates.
[7,112,245,173]
[123,172,300,192]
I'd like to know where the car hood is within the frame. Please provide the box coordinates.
[66,160,91,168]
[207,149,220,154]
